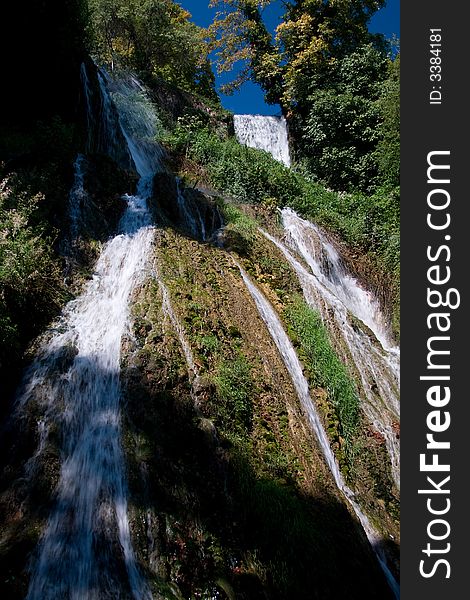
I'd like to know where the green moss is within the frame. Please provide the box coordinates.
[165,125,400,338]
[119,231,396,598]
[284,297,360,464]
[214,354,254,431]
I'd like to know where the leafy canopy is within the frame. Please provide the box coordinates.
[210,0,398,193]
[88,0,218,100]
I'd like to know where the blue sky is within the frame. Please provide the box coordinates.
[178,0,400,115]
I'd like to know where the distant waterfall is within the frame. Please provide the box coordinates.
[234,114,291,167]
[20,71,160,600]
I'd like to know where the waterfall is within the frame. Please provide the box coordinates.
[155,264,198,381]
[233,114,291,167]
[107,71,163,178]
[175,178,206,240]
[260,208,400,489]
[19,71,160,600]
[80,64,94,153]
[237,264,399,599]
[80,62,134,169]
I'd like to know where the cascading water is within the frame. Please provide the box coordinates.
[233,114,291,167]
[80,63,94,153]
[175,178,207,241]
[18,70,161,600]
[260,208,400,489]
[155,261,198,381]
[108,72,163,178]
[237,264,399,599]
[81,62,134,169]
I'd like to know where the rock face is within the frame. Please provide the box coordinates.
[79,60,135,170]
[117,219,398,600]
[148,77,233,135]
[0,193,398,599]
[152,173,223,241]
[0,66,399,599]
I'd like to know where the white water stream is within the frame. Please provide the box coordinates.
[67,153,87,240]
[175,178,207,241]
[19,70,160,600]
[237,264,399,599]
[233,114,291,167]
[261,208,400,489]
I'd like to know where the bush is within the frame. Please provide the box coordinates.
[214,354,254,430]
[284,297,360,460]
[165,123,400,326]
[0,176,63,377]
[375,55,400,188]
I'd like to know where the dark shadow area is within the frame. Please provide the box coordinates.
[0,2,86,128]
[151,172,223,243]
[0,255,399,600]
[0,351,139,600]
[122,351,397,600]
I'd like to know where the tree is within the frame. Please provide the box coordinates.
[210,0,391,191]
[88,0,218,101]
[209,0,284,106]
[292,42,389,191]
[375,52,400,188]
[276,0,386,107]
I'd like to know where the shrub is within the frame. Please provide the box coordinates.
[0,177,63,376]
[165,124,400,331]
[284,297,360,460]
[214,354,254,430]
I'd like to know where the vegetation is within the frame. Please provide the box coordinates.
[210,0,398,193]
[0,179,63,356]
[376,52,400,188]
[214,354,255,430]
[119,230,395,598]
[165,121,399,333]
[285,297,360,461]
[0,116,77,400]
[0,1,400,596]
[87,0,218,101]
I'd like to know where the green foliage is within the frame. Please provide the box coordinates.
[298,90,381,191]
[214,354,254,430]
[167,122,298,203]
[209,0,283,102]
[198,334,220,357]
[210,2,396,192]
[292,43,388,192]
[219,203,257,254]
[166,123,399,299]
[88,0,218,101]
[284,297,360,459]
[0,177,63,368]
[375,54,400,188]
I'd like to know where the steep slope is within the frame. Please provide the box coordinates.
[0,66,399,600]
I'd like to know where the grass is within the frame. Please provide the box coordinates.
[284,296,360,467]
[164,123,400,337]
[214,354,254,431]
